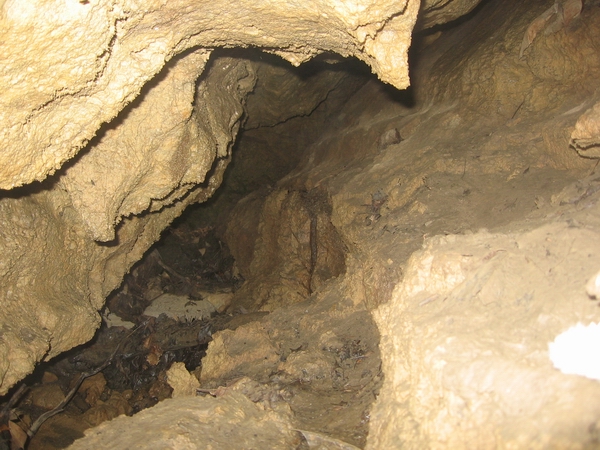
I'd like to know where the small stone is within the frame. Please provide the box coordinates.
[143,294,216,321]
[41,371,58,384]
[377,128,403,150]
[30,383,65,410]
[167,362,200,398]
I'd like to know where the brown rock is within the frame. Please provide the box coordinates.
[30,383,65,410]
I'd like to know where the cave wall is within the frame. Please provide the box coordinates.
[209,0,600,447]
[0,53,254,396]
[0,0,423,191]
[0,0,424,395]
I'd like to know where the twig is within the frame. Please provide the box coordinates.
[152,249,187,282]
[26,322,146,441]
[195,388,217,397]
[1,384,28,416]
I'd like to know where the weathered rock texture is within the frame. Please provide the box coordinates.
[0,53,254,395]
[0,0,420,395]
[226,188,347,311]
[204,0,600,448]
[418,0,482,28]
[0,0,419,191]
[69,392,301,449]
[371,210,600,448]
[5,0,600,448]
[572,100,600,158]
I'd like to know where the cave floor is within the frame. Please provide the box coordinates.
[16,128,599,449]
[15,224,380,449]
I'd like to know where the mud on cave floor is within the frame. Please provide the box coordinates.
[4,220,381,450]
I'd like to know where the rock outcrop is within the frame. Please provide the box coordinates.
[0,0,420,191]
[213,1,600,447]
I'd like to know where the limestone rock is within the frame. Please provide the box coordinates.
[58,49,216,242]
[571,101,600,158]
[5,4,600,450]
[201,322,280,385]
[143,294,216,322]
[226,188,346,312]
[0,54,253,395]
[82,391,132,428]
[244,54,354,130]
[166,362,200,398]
[0,0,421,396]
[68,393,300,449]
[419,0,483,29]
[0,0,420,191]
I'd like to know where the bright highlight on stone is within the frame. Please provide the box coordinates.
[549,322,600,381]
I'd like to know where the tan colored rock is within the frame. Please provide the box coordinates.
[166,362,200,398]
[0,0,420,191]
[5,3,600,449]
[227,188,346,312]
[210,3,600,447]
[58,48,215,242]
[0,0,421,396]
[244,55,354,130]
[369,223,600,448]
[68,393,300,449]
[79,372,107,407]
[0,53,252,395]
[571,101,600,158]
[143,294,216,322]
[201,322,280,385]
[82,391,133,427]
[30,382,65,410]
[419,0,483,28]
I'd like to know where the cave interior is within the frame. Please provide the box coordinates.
[2,0,600,449]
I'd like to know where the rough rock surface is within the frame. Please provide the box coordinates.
[0,54,253,395]
[68,393,300,450]
[418,0,482,28]
[370,203,600,448]
[228,188,347,311]
[58,51,251,242]
[0,0,419,191]
[203,0,600,447]
[0,0,420,395]
[6,0,600,448]
[194,283,383,448]
[571,100,600,158]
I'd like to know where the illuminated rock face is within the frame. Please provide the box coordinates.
[4,0,600,448]
[0,52,253,396]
